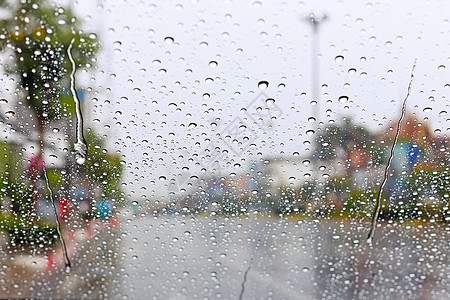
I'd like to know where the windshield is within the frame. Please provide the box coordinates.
[0,0,448,299]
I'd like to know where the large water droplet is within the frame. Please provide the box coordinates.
[335,55,344,62]
[258,81,269,89]
[338,96,349,103]
[5,111,15,118]
[164,37,174,44]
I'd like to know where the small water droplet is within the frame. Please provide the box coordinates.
[265,98,275,104]
[438,65,446,70]
[209,61,218,67]
[203,93,210,99]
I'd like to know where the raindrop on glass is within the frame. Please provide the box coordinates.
[338,96,349,103]
[335,55,344,62]
[258,81,269,89]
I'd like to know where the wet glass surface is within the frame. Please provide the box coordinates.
[0,0,449,299]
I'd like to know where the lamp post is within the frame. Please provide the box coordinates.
[303,13,327,206]
[304,13,327,126]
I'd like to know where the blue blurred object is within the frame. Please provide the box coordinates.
[97,199,112,219]
[406,143,420,168]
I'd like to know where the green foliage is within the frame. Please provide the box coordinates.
[0,212,57,245]
[80,130,124,203]
[316,117,375,161]
[0,142,33,214]
[341,189,375,218]
[0,0,100,121]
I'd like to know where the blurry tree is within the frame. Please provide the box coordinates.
[315,117,383,173]
[81,130,124,203]
[0,0,99,212]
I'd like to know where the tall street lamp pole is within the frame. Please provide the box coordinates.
[304,13,327,127]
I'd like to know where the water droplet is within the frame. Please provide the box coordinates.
[335,55,344,62]
[258,81,269,89]
[348,68,356,75]
[253,1,262,8]
[438,65,446,70]
[338,96,349,103]
[302,267,310,273]
[5,111,15,118]
[306,130,314,136]
[0,98,8,104]
[159,176,167,181]
[278,83,285,90]
[439,110,447,116]
[265,98,275,104]
[203,93,210,99]
[199,41,208,47]
[164,37,174,44]
[188,123,197,128]
[74,142,87,165]
[209,61,218,67]
[302,159,310,165]
[308,117,316,122]
[423,107,432,112]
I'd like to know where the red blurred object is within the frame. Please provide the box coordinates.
[25,155,44,171]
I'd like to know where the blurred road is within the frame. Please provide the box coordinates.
[1,214,449,299]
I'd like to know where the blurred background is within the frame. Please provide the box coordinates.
[0,0,448,299]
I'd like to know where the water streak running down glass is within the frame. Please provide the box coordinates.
[68,37,88,165]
